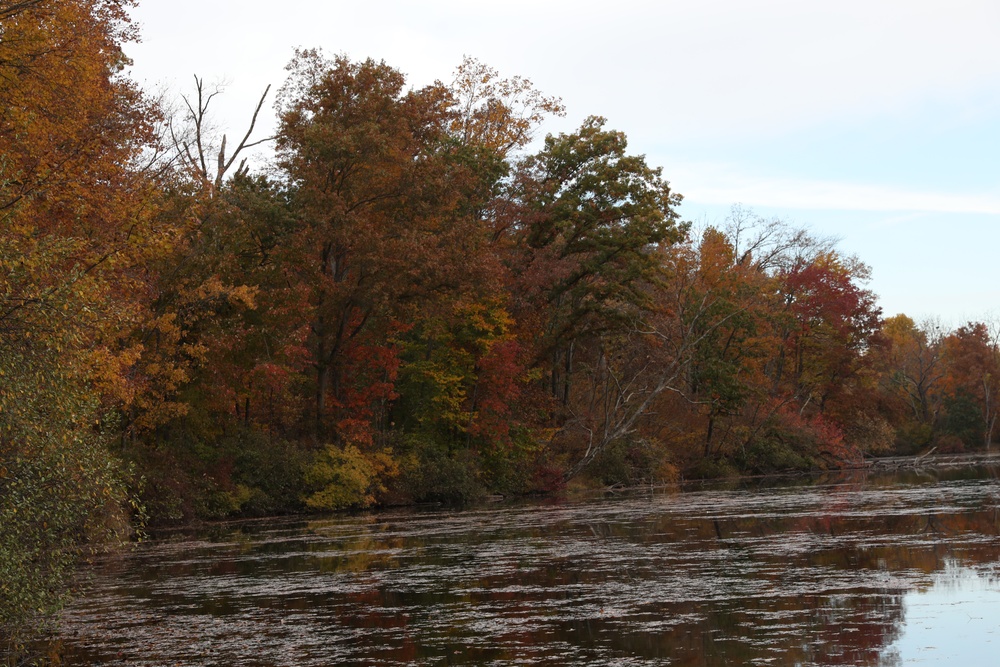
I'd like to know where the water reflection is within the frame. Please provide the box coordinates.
[55,469,1000,665]
[879,563,1000,666]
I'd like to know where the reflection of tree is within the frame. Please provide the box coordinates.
[305,518,404,574]
[53,474,1000,666]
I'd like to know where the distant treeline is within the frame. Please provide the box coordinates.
[2,0,999,659]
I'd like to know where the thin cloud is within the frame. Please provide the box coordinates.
[672,161,1000,215]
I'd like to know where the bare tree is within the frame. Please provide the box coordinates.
[723,203,835,273]
[168,75,273,194]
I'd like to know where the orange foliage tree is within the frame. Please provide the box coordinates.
[0,0,164,653]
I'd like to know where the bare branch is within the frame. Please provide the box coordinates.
[217,84,272,187]
[168,77,273,193]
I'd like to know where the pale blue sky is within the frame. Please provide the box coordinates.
[881,564,1000,664]
[126,0,1000,325]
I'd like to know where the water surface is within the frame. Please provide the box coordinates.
[56,466,1000,665]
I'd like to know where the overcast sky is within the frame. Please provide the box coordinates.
[125,0,1000,326]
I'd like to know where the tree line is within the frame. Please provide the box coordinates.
[2,0,999,658]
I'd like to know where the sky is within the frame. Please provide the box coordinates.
[124,0,1000,326]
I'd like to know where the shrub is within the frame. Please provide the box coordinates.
[1,431,135,663]
[398,440,484,505]
[303,444,399,511]
[592,437,676,487]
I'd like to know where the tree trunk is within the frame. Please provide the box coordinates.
[562,340,574,406]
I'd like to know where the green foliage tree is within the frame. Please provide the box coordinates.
[499,117,687,479]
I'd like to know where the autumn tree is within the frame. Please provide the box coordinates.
[673,227,781,460]
[0,0,159,657]
[634,214,883,476]
[274,51,500,451]
[120,72,278,441]
[940,322,1000,449]
[449,56,564,160]
[878,315,945,448]
[378,59,565,499]
[774,252,882,413]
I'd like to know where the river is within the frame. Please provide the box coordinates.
[52,463,1000,665]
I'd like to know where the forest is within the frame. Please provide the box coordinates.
[3,0,1000,658]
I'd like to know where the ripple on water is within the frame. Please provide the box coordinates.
[56,472,1000,666]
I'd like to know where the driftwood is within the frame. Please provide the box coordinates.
[862,450,1000,472]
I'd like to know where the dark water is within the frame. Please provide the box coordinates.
[54,466,1000,665]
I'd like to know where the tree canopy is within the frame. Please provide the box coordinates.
[3,7,998,660]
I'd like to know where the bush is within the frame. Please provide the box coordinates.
[942,392,983,449]
[303,444,399,511]
[0,345,137,663]
[686,456,740,480]
[228,430,309,515]
[476,427,543,496]
[933,433,966,454]
[131,425,311,521]
[894,422,934,454]
[735,433,812,474]
[398,440,484,505]
[843,413,896,456]
[1,431,135,663]
[592,437,676,487]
